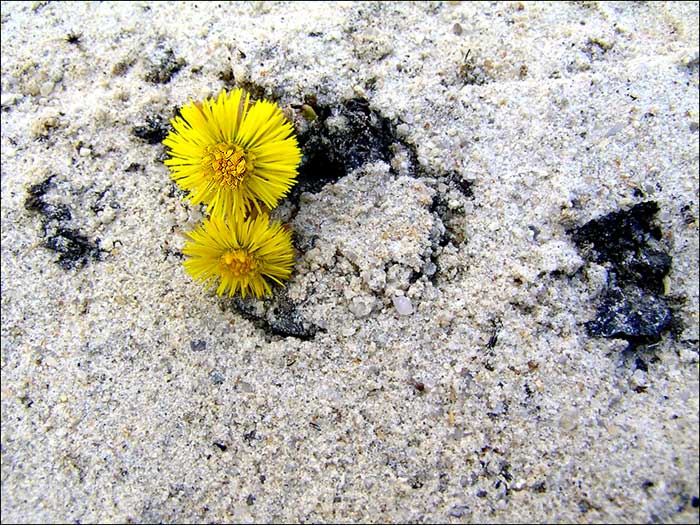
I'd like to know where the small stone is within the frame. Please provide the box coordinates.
[209,371,225,385]
[79,147,91,157]
[190,340,207,352]
[586,285,671,343]
[630,369,648,390]
[392,295,413,316]
[395,123,410,137]
[348,296,374,318]
[39,80,55,96]
[448,504,469,518]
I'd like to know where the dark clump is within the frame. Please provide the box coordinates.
[144,48,185,84]
[569,201,674,346]
[634,356,648,372]
[448,171,475,199]
[189,340,207,352]
[231,292,319,341]
[429,194,455,247]
[237,79,269,102]
[578,500,592,513]
[133,114,170,144]
[569,201,669,293]
[532,481,547,493]
[293,97,395,198]
[25,177,72,223]
[218,67,235,86]
[24,175,104,270]
[45,228,103,270]
[680,203,696,225]
[65,32,81,45]
[25,176,54,203]
[586,285,672,344]
[291,96,472,205]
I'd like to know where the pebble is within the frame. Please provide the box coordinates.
[392,295,414,316]
[39,80,55,97]
[349,296,374,318]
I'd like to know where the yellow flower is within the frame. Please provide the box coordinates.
[163,89,301,219]
[182,214,295,299]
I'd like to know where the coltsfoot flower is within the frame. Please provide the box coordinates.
[182,214,295,299]
[163,88,301,219]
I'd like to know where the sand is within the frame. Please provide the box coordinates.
[1,1,698,523]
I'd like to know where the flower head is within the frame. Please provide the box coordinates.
[182,214,295,299]
[163,89,301,219]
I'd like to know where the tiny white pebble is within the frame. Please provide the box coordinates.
[424,261,437,276]
[39,80,55,97]
[79,147,91,157]
[392,295,413,316]
[349,296,373,318]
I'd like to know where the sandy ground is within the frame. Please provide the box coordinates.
[1,1,698,523]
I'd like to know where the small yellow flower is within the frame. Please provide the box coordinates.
[163,89,301,219]
[182,214,295,299]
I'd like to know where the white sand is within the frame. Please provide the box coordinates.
[1,1,698,523]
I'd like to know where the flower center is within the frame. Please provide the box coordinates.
[220,249,256,276]
[203,143,250,188]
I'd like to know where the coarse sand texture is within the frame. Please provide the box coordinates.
[1,2,698,523]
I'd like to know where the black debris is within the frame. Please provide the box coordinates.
[586,284,672,344]
[45,228,103,270]
[189,340,207,352]
[293,98,395,198]
[65,32,81,45]
[209,371,225,385]
[680,204,696,225]
[25,176,103,270]
[569,202,668,292]
[145,48,185,84]
[448,171,475,199]
[231,293,319,341]
[237,79,269,102]
[133,115,170,144]
[532,481,547,493]
[634,356,648,372]
[569,201,675,346]
[25,187,72,222]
